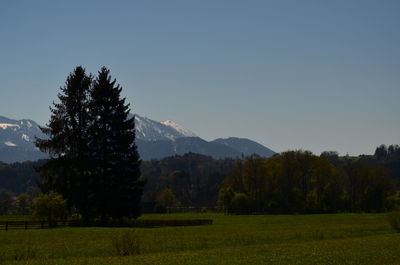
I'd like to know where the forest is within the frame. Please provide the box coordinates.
[1,144,399,215]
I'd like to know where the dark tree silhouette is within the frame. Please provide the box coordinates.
[88,67,143,221]
[36,66,92,218]
[36,66,143,221]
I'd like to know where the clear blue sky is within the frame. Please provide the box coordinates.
[1,0,399,155]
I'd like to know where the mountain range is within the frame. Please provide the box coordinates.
[0,115,275,163]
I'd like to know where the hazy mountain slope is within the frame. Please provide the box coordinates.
[212,137,275,157]
[137,137,242,160]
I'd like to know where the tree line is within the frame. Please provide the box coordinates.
[1,145,400,215]
[218,149,400,214]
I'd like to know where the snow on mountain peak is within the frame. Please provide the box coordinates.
[4,141,16,146]
[0,123,20,130]
[161,120,197,137]
[131,114,197,141]
[0,117,46,150]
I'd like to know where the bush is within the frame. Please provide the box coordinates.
[387,211,400,233]
[156,188,181,213]
[217,187,235,213]
[15,193,32,215]
[112,230,141,256]
[32,191,67,227]
[230,193,251,214]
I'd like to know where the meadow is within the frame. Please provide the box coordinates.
[0,213,399,265]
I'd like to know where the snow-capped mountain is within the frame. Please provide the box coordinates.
[0,116,46,149]
[161,120,196,138]
[0,115,275,163]
[133,114,196,141]
[0,116,48,163]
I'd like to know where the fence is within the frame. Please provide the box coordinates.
[68,219,213,227]
[0,220,67,231]
[0,219,213,230]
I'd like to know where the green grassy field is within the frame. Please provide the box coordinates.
[0,213,399,265]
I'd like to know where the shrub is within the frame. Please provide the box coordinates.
[112,230,141,256]
[32,191,67,227]
[217,187,235,213]
[156,188,181,213]
[230,193,251,214]
[387,211,400,233]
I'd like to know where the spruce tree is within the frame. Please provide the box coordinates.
[36,66,92,218]
[37,66,143,221]
[89,67,143,221]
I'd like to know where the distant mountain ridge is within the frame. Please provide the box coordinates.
[133,114,197,141]
[0,115,275,163]
[212,137,275,158]
[0,116,48,163]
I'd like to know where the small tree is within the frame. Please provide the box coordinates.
[157,188,181,212]
[16,193,32,215]
[217,187,235,213]
[32,192,67,227]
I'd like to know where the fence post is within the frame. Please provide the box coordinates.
[25,221,28,230]
[5,221,8,231]
[41,221,44,229]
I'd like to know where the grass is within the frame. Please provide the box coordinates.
[387,211,400,232]
[0,213,399,264]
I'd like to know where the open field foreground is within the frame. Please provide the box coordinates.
[1,213,399,265]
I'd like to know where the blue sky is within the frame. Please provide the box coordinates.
[1,0,399,155]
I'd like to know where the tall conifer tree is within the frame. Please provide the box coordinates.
[36,66,92,218]
[89,67,143,220]
[37,66,143,221]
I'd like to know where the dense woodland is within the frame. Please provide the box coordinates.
[218,147,400,214]
[1,144,399,215]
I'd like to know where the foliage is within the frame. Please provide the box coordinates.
[141,153,236,208]
[35,66,143,220]
[229,193,252,214]
[87,67,143,221]
[112,230,142,256]
[32,191,67,227]
[217,187,235,212]
[0,160,42,194]
[15,193,32,215]
[374,144,400,161]
[36,66,92,218]
[156,188,181,212]
[0,188,14,215]
[221,151,396,214]
[2,144,400,215]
